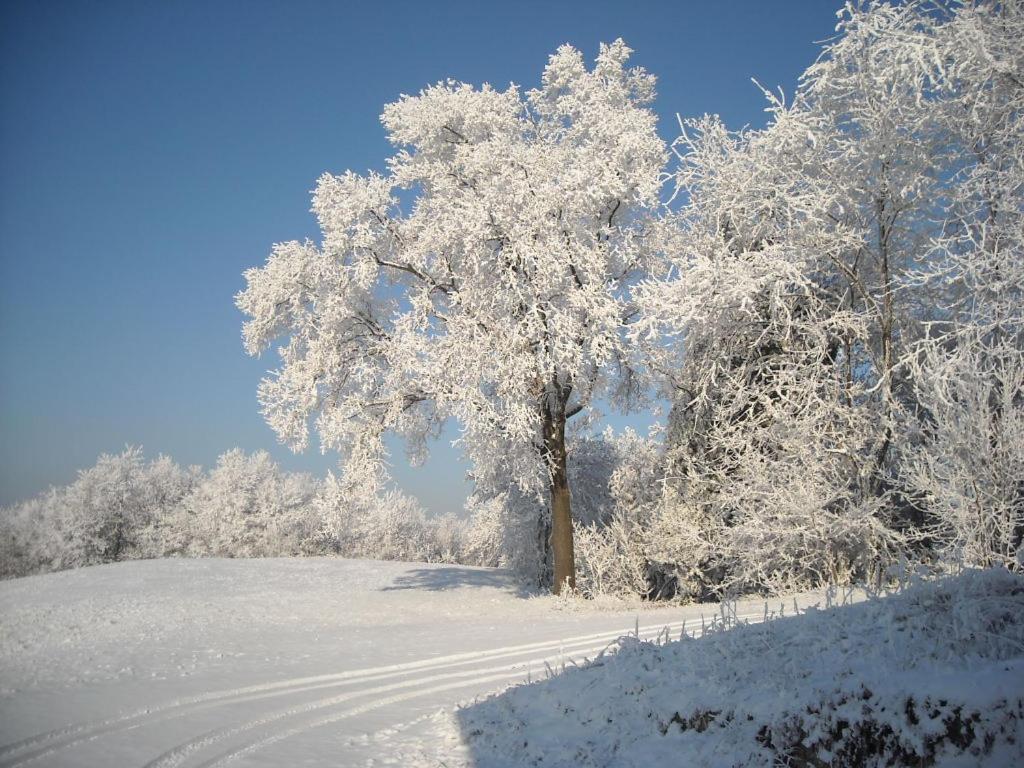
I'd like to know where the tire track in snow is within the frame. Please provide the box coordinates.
[142,636,636,768]
[195,668,539,768]
[143,613,766,768]
[0,614,758,767]
[0,628,618,765]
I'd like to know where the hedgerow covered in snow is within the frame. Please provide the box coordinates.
[448,568,1024,767]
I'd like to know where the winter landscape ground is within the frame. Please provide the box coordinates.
[1,559,1021,767]
[0,558,771,767]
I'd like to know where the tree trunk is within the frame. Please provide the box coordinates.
[543,397,575,594]
[873,197,896,491]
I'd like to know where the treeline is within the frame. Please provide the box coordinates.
[0,438,656,585]
[0,435,659,587]
[0,447,469,579]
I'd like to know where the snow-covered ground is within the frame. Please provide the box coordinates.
[433,569,1024,767]
[5,559,1016,767]
[0,557,816,767]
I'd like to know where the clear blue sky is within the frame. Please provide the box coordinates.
[0,0,841,512]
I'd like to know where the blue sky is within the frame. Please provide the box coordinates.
[0,0,841,512]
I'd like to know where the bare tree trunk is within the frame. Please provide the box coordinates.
[543,396,575,594]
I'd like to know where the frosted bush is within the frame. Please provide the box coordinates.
[0,448,197,577]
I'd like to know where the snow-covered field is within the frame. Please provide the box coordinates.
[3,559,1019,767]
[0,557,803,767]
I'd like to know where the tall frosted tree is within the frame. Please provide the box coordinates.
[237,40,666,592]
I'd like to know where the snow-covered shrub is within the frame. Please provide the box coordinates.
[424,512,469,564]
[572,515,650,600]
[314,472,463,563]
[664,370,904,597]
[903,338,1024,570]
[463,487,549,585]
[570,429,662,525]
[177,449,320,558]
[642,494,723,601]
[0,448,198,577]
[571,429,666,599]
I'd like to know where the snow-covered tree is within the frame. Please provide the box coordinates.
[180,449,320,558]
[626,0,1023,596]
[898,0,1024,569]
[636,96,901,595]
[237,40,667,592]
[789,0,1023,515]
[0,447,198,576]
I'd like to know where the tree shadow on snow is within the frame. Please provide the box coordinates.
[381,566,536,598]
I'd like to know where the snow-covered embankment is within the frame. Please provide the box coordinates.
[438,569,1024,767]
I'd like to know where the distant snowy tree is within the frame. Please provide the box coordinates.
[313,473,433,562]
[237,40,667,592]
[181,449,320,558]
[0,493,56,578]
[53,447,147,566]
[425,512,468,564]
[0,447,197,576]
[55,447,204,568]
[133,455,204,557]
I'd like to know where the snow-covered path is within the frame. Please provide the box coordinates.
[0,559,805,767]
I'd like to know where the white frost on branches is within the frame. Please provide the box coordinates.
[238,40,668,590]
